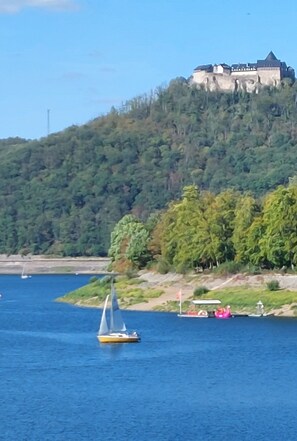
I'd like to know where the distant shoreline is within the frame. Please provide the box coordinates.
[58,269,297,318]
[1,257,297,317]
[0,255,110,275]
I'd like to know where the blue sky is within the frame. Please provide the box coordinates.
[1,0,297,140]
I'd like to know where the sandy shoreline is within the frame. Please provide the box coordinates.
[126,271,297,317]
[1,256,296,317]
[0,255,110,275]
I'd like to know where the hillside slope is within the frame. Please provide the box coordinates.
[1,79,297,256]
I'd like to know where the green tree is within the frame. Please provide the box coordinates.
[232,193,260,263]
[160,186,203,271]
[108,215,150,268]
[189,191,217,268]
[259,185,297,268]
[245,216,265,266]
[208,190,238,265]
[172,186,203,271]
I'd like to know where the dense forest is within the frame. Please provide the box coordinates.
[108,184,297,272]
[0,77,297,256]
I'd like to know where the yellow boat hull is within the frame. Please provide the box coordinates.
[98,333,140,344]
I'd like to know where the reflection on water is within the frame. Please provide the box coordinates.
[99,342,125,358]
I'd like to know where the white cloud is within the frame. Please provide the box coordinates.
[0,0,79,13]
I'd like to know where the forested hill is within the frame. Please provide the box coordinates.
[1,77,297,256]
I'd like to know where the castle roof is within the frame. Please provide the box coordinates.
[257,51,281,68]
[217,63,230,69]
[265,51,278,61]
[194,64,213,72]
[193,52,294,78]
[231,63,257,70]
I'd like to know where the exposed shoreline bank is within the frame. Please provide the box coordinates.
[0,255,110,275]
[1,256,297,317]
[129,271,297,317]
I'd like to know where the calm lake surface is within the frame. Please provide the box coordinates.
[0,275,296,441]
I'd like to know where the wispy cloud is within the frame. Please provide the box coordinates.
[88,50,103,60]
[99,66,117,74]
[0,0,80,13]
[60,71,87,81]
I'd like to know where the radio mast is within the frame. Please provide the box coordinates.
[47,109,50,136]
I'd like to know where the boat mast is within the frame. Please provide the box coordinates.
[178,290,182,315]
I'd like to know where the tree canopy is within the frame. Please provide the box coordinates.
[109,183,297,272]
[1,79,297,256]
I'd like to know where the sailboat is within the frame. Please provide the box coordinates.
[97,281,140,344]
[21,266,31,279]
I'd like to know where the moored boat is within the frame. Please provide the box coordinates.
[214,305,232,319]
[248,300,274,317]
[178,299,222,318]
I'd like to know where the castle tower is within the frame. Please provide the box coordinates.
[256,51,282,85]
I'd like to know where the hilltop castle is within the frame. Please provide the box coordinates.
[191,51,295,93]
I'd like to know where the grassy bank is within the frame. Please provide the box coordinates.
[56,274,297,316]
[180,286,297,316]
[56,275,164,308]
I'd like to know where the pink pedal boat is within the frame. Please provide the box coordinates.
[214,305,232,319]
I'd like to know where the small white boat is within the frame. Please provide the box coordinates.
[249,301,274,317]
[97,281,140,344]
[21,266,31,279]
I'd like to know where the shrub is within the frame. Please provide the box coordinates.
[125,269,138,279]
[156,259,170,274]
[89,276,99,284]
[98,275,113,286]
[245,264,262,275]
[194,286,210,297]
[175,262,191,274]
[266,280,280,291]
[214,261,243,276]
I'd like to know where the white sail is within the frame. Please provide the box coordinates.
[21,266,29,279]
[98,294,109,336]
[110,284,127,333]
[97,281,140,343]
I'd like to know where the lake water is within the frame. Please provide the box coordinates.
[0,275,296,441]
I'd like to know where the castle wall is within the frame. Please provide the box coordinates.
[192,71,233,92]
[257,68,281,85]
[191,71,260,93]
[232,73,260,92]
[208,75,235,92]
[192,70,213,84]
[231,70,257,77]
[192,69,283,92]
[192,54,294,93]
[213,65,230,74]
